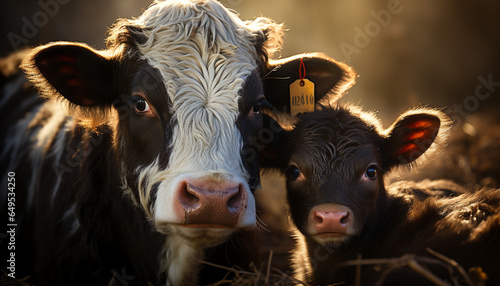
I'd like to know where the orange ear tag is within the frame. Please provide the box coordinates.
[290,79,315,116]
[289,58,315,116]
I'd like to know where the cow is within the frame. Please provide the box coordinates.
[0,1,358,285]
[264,103,500,285]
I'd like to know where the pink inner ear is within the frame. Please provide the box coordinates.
[405,130,426,141]
[397,129,431,156]
[396,143,417,156]
[407,120,433,129]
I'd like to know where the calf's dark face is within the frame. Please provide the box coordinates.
[283,109,385,246]
[281,107,447,247]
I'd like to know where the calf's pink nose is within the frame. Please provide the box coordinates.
[313,210,349,234]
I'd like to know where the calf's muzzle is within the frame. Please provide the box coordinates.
[308,204,353,235]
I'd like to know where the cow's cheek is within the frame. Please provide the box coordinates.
[125,115,165,166]
[242,115,264,189]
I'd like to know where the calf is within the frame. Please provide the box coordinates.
[0,0,357,285]
[270,104,500,285]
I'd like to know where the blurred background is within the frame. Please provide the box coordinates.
[3,0,498,184]
[1,0,499,123]
[2,0,499,274]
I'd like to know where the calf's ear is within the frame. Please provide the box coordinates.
[262,53,356,114]
[21,42,116,116]
[381,109,451,170]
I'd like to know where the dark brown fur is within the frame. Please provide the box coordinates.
[273,105,500,285]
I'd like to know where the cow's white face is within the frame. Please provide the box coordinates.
[116,0,272,245]
[20,1,280,250]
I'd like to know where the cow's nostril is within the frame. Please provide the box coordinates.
[185,184,200,203]
[180,182,201,209]
[340,212,349,225]
[227,186,243,210]
[314,211,325,224]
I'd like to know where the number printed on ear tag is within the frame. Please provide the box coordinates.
[290,78,315,116]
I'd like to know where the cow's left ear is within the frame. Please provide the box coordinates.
[381,109,451,170]
[21,42,116,109]
[262,53,356,113]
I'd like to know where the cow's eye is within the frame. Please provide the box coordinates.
[135,98,151,113]
[252,101,262,115]
[286,165,301,181]
[365,165,378,180]
[249,98,266,118]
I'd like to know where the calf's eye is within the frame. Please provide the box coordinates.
[365,166,378,180]
[286,165,301,181]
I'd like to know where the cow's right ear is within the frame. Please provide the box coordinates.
[262,53,356,114]
[21,42,116,110]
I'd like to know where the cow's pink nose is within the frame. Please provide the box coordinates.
[312,210,350,234]
[177,180,245,227]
